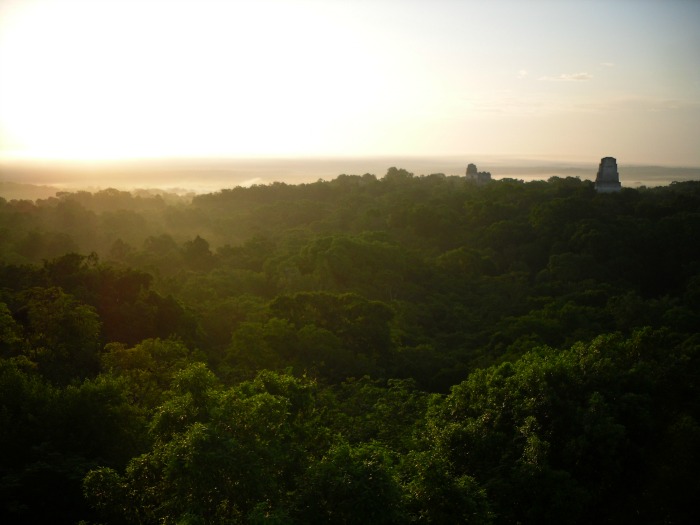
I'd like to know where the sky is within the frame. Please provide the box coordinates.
[0,0,699,165]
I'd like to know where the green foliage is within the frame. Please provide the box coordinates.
[399,450,492,524]
[0,359,146,524]
[101,338,197,409]
[426,329,700,523]
[3,173,700,523]
[292,442,406,524]
[320,376,430,452]
[0,301,23,356]
[17,286,101,384]
[84,369,325,524]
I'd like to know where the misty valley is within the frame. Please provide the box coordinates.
[1,168,699,524]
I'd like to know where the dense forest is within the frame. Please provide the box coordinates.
[1,168,699,524]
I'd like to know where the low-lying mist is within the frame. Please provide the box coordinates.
[2,156,699,201]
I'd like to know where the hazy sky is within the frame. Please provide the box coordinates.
[1,0,698,165]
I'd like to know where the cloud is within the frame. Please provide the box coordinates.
[517,69,528,79]
[600,62,615,67]
[539,72,593,81]
[575,97,700,112]
[240,177,264,187]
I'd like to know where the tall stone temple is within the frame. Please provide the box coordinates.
[594,157,622,193]
[466,163,492,184]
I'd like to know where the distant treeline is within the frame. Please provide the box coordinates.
[1,169,699,524]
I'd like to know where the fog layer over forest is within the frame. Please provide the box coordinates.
[2,157,699,199]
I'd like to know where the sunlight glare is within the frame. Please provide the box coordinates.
[0,0,391,160]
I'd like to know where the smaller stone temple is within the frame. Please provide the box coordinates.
[466,163,492,184]
[594,157,622,193]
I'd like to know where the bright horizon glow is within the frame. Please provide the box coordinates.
[1,0,699,165]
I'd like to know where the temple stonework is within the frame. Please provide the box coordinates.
[466,163,492,184]
[595,157,622,193]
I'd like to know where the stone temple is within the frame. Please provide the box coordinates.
[466,163,492,184]
[594,157,622,193]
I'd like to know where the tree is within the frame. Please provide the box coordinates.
[292,442,406,524]
[424,330,700,524]
[84,368,324,524]
[182,235,214,271]
[0,302,23,357]
[400,450,492,524]
[18,287,101,383]
[0,359,145,525]
[101,338,195,410]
